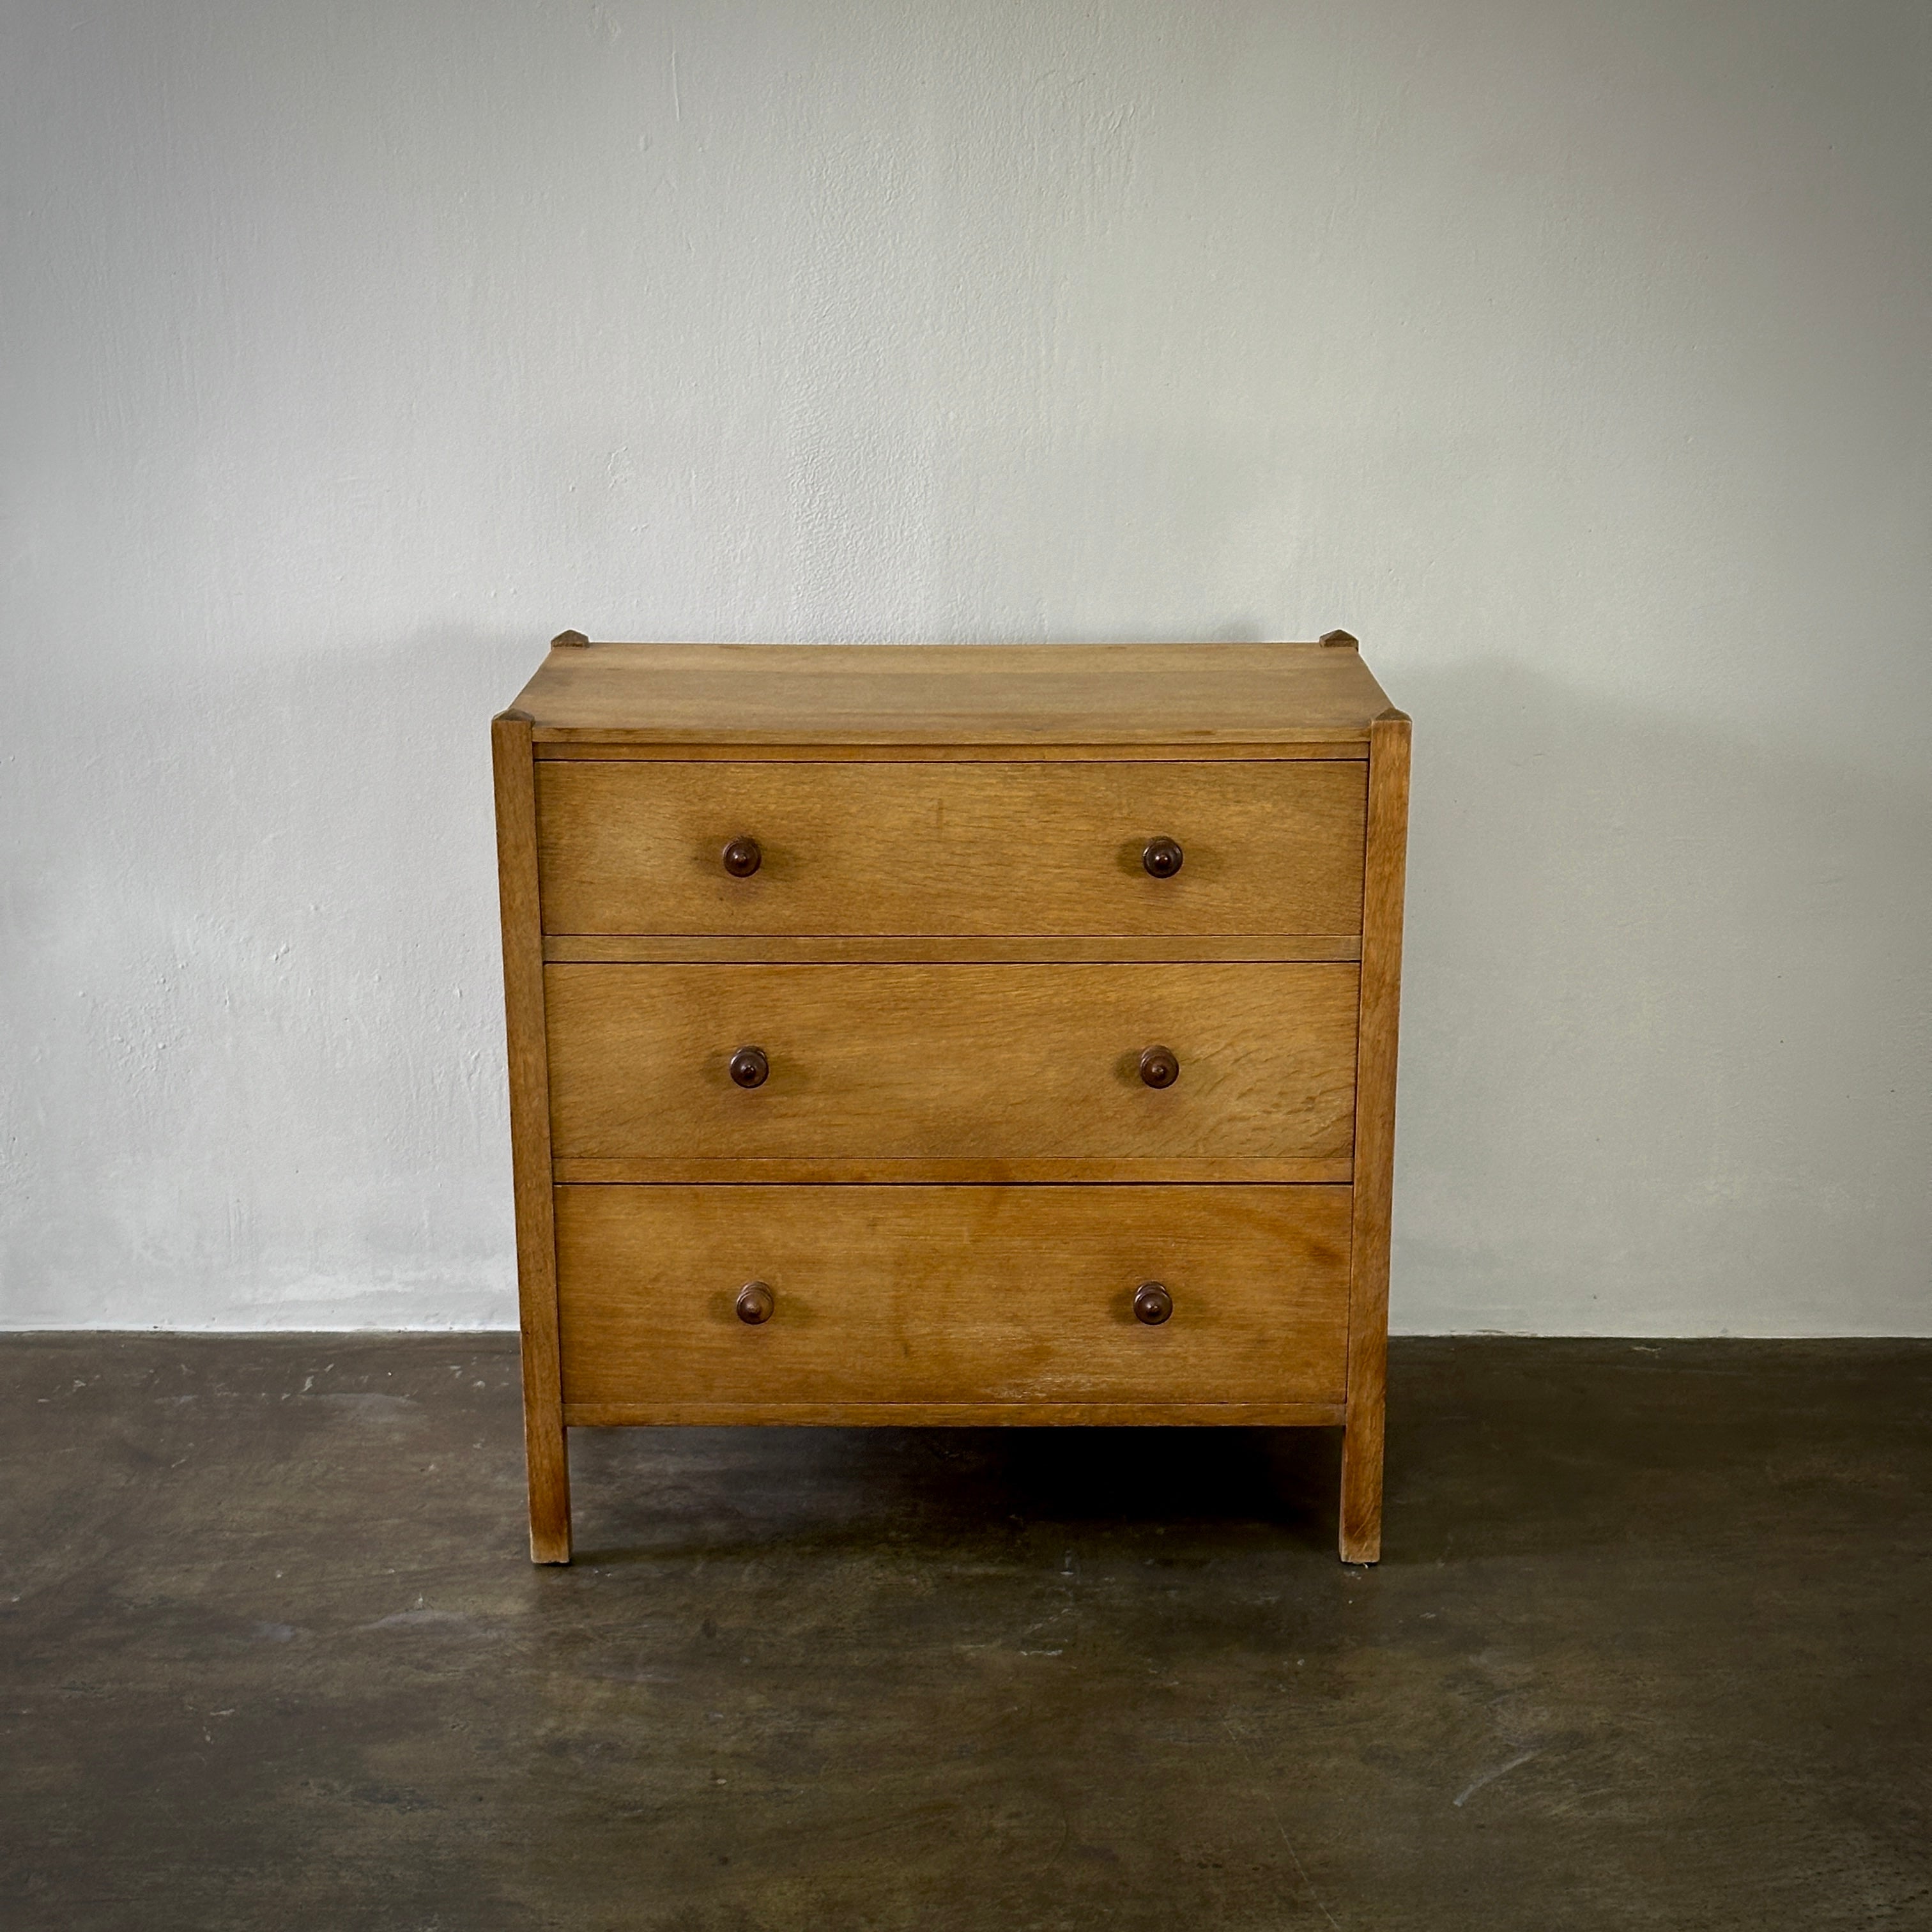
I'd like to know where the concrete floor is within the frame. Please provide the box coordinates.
[1,1337,1926,1931]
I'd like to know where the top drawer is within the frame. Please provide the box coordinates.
[535,759,1367,936]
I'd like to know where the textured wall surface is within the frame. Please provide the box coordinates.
[3,1,1927,1332]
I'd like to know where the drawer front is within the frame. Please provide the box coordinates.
[545,962,1358,1172]
[555,1184,1351,1411]
[535,760,1367,935]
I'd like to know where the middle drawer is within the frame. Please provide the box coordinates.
[545,962,1358,1181]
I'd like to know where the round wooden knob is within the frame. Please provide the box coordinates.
[1138,1045,1179,1089]
[1133,1282,1173,1326]
[728,1046,769,1089]
[736,1281,775,1324]
[1142,836,1184,878]
[721,836,762,878]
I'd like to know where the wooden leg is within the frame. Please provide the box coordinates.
[1339,1404,1384,1564]
[496,709,572,1566]
[525,1395,571,1565]
[1338,707,1407,1567]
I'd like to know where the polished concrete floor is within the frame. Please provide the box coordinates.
[2,1335,1926,1931]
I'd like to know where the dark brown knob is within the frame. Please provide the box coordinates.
[728,1046,769,1089]
[735,1281,774,1325]
[1133,1282,1173,1326]
[1138,1045,1179,1089]
[1142,836,1184,878]
[721,836,762,878]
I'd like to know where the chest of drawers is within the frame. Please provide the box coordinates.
[492,634,1409,1564]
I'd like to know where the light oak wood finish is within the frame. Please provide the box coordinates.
[491,711,570,1563]
[493,637,1409,1565]
[535,759,1367,937]
[1340,709,1412,1564]
[555,1184,1352,1411]
[510,640,1397,745]
[565,1399,1349,1427]
[543,934,1365,964]
[551,1158,1354,1184]
[544,962,1358,1171]
[532,741,1367,763]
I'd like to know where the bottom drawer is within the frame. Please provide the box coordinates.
[555,1184,1351,1420]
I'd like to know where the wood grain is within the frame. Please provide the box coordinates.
[543,934,1364,964]
[1340,709,1411,1564]
[491,711,571,1564]
[532,742,1368,762]
[535,759,1368,937]
[509,640,1397,744]
[544,962,1359,1167]
[552,1158,1354,1183]
[554,1184,1353,1410]
[494,638,1410,1568]
[565,1400,1347,1427]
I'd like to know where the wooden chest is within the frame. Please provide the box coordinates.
[493,634,1410,1563]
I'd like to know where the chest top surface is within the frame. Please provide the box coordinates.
[506,639,1397,746]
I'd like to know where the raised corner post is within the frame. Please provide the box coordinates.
[550,629,591,648]
[1319,629,1360,650]
[491,707,571,1563]
[1340,704,1411,1563]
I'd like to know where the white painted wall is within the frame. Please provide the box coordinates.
[3,1,1926,1333]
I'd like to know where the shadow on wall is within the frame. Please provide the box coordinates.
[1388,658,1931,1337]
